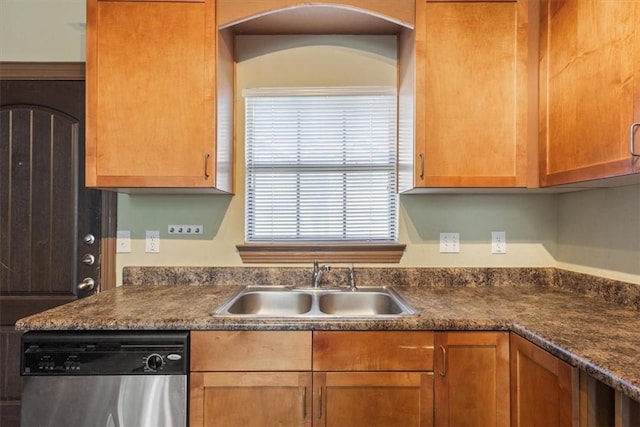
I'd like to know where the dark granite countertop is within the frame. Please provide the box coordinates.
[15,277,640,403]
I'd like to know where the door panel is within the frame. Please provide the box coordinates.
[0,79,102,427]
[1,108,76,294]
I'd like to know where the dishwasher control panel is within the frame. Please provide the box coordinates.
[21,331,189,376]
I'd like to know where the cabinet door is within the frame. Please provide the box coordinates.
[434,332,510,427]
[539,0,640,185]
[510,333,577,427]
[86,0,219,189]
[190,371,312,427]
[314,372,434,427]
[413,0,529,188]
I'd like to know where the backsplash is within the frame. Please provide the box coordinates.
[122,266,640,311]
[553,269,640,311]
[122,266,555,288]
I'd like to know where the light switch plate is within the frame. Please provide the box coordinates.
[116,230,131,253]
[440,232,460,253]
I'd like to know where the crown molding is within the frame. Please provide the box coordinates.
[0,62,85,80]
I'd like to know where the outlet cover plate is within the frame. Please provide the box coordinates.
[492,231,506,254]
[440,232,460,253]
[145,230,160,253]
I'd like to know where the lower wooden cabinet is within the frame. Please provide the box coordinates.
[316,371,433,427]
[434,332,510,427]
[313,331,435,427]
[191,330,613,427]
[190,371,312,427]
[190,331,434,427]
[190,331,312,427]
[510,332,577,427]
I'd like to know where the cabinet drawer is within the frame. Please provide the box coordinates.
[313,331,434,371]
[191,331,312,371]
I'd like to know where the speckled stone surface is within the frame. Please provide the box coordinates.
[122,266,557,288]
[16,267,640,403]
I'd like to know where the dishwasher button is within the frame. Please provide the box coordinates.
[145,354,164,371]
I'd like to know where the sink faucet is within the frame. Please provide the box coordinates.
[347,264,358,292]
[311,260,330,288]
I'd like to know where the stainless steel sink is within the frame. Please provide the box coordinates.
[226,290,312,316]
[212,286,417,318]
[318,291,406,315]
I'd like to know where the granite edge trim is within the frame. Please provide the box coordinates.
[15,308,640,402]
[511,323,640,403]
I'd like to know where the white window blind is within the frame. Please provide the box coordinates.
[245,87,398,243]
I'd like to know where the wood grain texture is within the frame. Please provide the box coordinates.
[510,332,578,427]
[190,371,312,427]
[0,62,85,80]
[191,331,312,371]
[415,0,530,188]
[434,332,510,427]
[579,372,615,427]
[236,243,406,263]
[539,0,640,186]
[216,0,415,28]
[86,0,220,189]
[316,371,434,427]
[313,331,434,371]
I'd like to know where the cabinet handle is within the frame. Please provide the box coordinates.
[419,153,425,179]
[302,387,307,420]
[317,387,323,419]
[204,153,211,179]
[631,123,640,156]
[439,345,447,377]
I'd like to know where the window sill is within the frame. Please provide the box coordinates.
[236,243,406,264]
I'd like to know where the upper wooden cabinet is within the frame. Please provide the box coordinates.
[86,0,233,192]
[539,0,640,186]
[401,0,531,190]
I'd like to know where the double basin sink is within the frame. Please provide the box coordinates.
[213,286,417,318]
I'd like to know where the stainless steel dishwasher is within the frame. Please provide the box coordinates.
[20,331,188,427]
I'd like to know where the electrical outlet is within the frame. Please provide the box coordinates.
[116,230,131,253]
[168,225,203,235]
[439,232,460,253]
[492,231,506,254]
[145,230,160,253]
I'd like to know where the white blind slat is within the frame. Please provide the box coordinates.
[245,87,398,243]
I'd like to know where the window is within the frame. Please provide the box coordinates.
[244,87,398,243]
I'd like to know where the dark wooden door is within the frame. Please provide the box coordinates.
[0,80,102,426]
